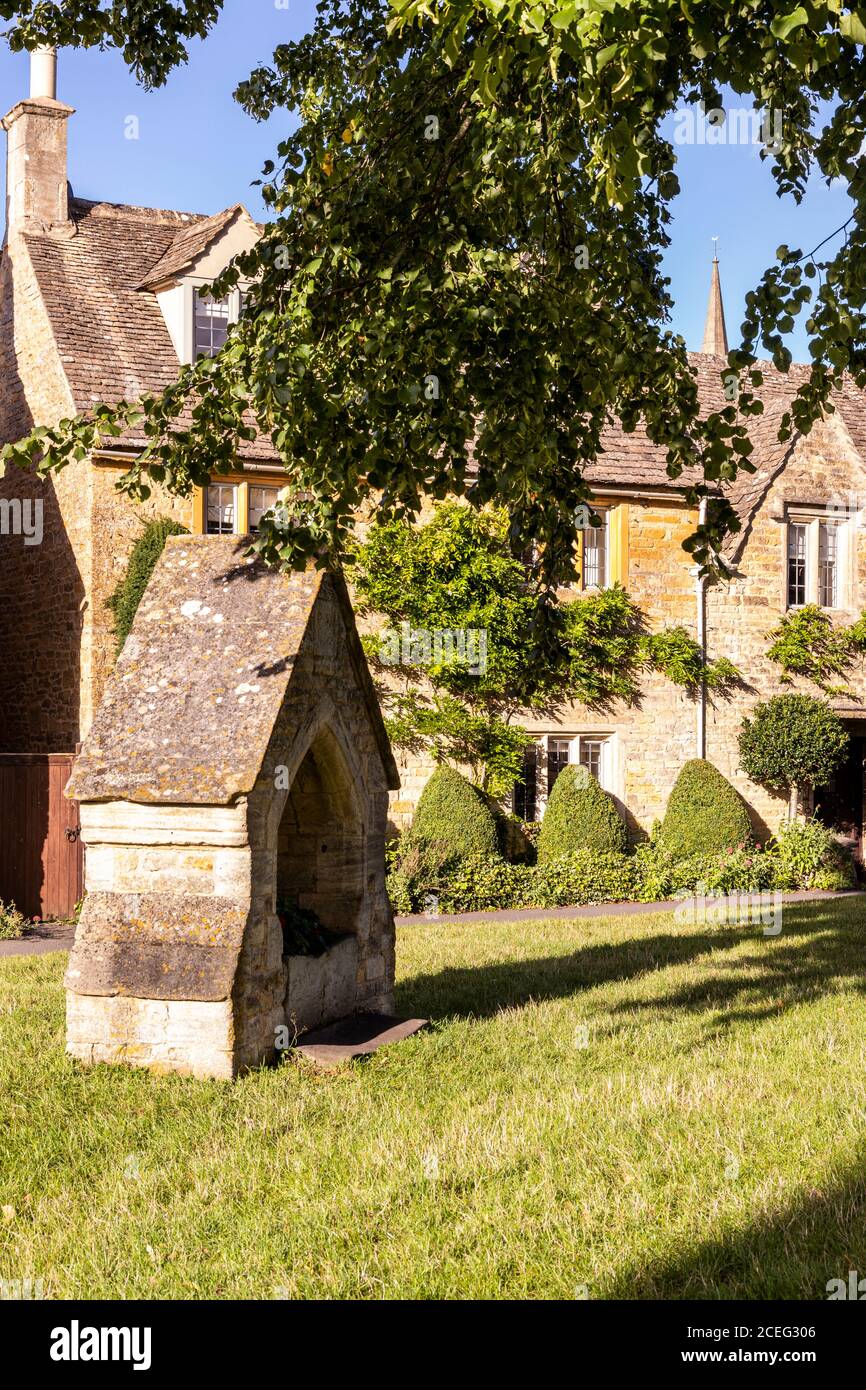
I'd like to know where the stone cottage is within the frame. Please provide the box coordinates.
[3,48,866,911]
[65,536,400,1079]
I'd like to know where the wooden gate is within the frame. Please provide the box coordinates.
[0,753,83,920]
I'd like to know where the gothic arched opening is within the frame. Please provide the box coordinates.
[276,727,366,937]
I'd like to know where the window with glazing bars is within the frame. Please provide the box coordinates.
[819,521,839,608]
[547,738,571,792]
[787,523,807,607]
[581,514,608,589]
[579,738,604,781]
[513,745,538,822]
[205,484,236,535]
[194,293,231,360]
[249,486,280,534]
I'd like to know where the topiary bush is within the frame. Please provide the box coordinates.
[658,759,752,861]
[401,765,500,889]
[107,516,189,652]
[536,766,628,863]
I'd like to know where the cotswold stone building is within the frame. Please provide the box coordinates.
[3,51,866,913]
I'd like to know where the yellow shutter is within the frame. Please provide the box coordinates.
[610,502,629,585]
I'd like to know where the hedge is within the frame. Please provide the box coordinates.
[387,830,855,915]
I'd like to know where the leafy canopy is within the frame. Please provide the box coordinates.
[6,3,866,587]
[738,694,849,794]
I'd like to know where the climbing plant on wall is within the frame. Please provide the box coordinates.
[766,605,866,695]
[106,517,189,652]
[351,502,741,794]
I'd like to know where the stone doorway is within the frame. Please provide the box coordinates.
[814,729,866,869]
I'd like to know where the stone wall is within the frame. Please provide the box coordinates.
[0,232,193,753]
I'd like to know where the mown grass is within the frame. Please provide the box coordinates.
[2,899,866,1299]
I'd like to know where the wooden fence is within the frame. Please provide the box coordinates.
[0,753,83,920]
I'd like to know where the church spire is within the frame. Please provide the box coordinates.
[701,241,729,357]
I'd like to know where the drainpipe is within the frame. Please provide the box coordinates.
[696,498,708,760]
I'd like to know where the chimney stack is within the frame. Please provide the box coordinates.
[2,47,74,236]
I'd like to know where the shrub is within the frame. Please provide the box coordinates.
[407,765,499,862]
[738,695,849,807]
[107,517,189,651]
[537,766,628,863]
[0,900,27,940]
[436,849,636,913]
[769,818,857,891]
[658,759,752,860]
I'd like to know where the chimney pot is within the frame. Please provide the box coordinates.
[30,46,57,101]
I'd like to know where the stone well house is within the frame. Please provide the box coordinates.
[65,537,399,1079]
[3,51,866,914]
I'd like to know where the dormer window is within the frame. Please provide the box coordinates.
[194,293,231,360]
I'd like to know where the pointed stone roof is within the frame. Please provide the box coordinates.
[67,536,400,804]
[701,256,729,357]
[135,203,257,289]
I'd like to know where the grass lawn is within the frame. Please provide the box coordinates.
[2,898,866,1299]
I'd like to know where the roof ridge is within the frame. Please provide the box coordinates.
[70,196,210,227]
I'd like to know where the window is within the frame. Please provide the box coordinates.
[194,293,231,360]
[205,483,237,534]
[547,739,571,793]
[581,512,609,590]
[579,738,604,782]
[513,734,612,821]
[819,521,839,608]
[786,523,807,607]
[786,513,847,610]
[249,486,280,534]
[513,745,538,822]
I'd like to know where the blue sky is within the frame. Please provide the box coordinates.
[0,0,852,363]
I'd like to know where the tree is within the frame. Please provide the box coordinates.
[6,3,866,592]
[738,695,849,819]
[351,501,739,793]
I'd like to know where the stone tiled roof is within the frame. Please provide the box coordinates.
[67,535,400,804]
[20,195,866,507]
[134,203,251,289]
[585,352,866,551]
[23,196,277,460]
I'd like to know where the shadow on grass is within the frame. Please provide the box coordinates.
[604,1147,866,1300]
[395,901,866,1024]
[606,902,866,1033]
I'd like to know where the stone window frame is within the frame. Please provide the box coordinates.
[514,731,616,821]
[782,505,853,613]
